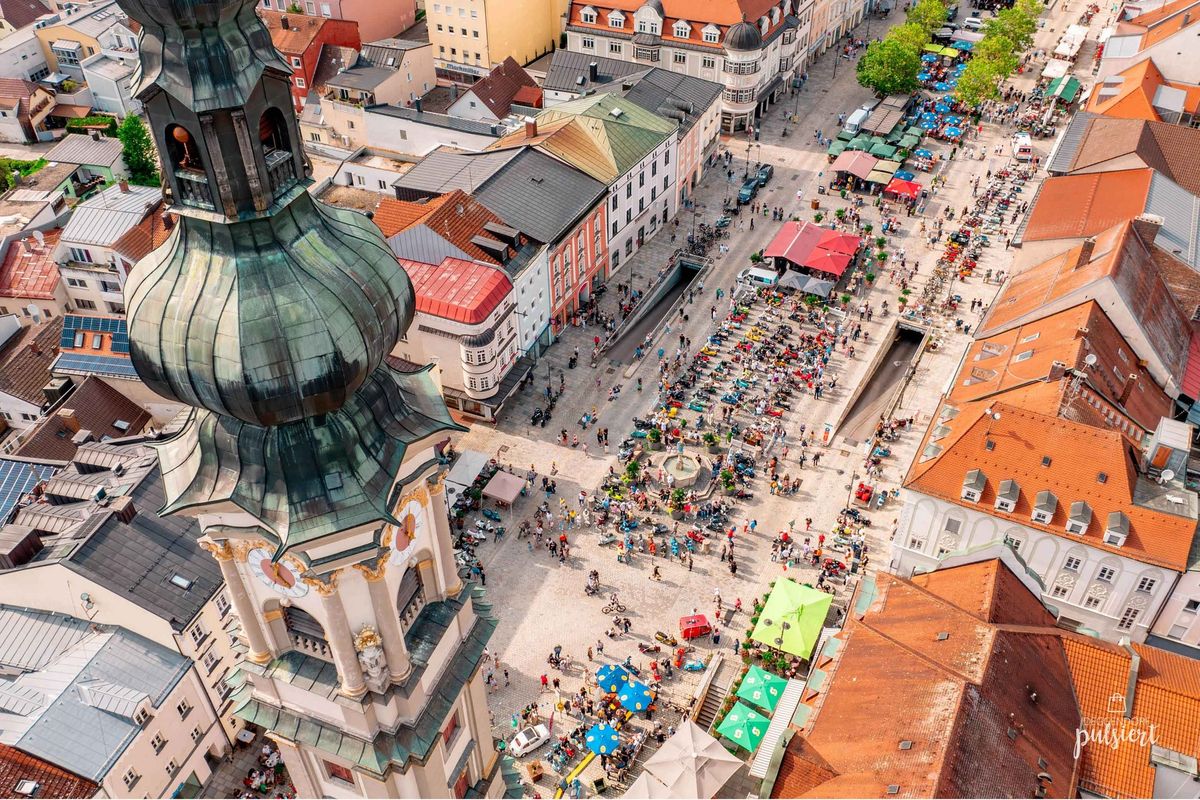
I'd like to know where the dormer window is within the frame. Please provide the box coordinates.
[674,20,690,37]
[1066,501,1092,535]
[580,5,596,22]
[608,10,625,28]
[995,479,1019,512]
[962,469,986,502]
[759,15,769,33]
[1033,490,1057,524]
[703,24,720,43]
[1104,511,1129,546]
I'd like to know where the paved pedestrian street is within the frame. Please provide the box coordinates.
[446,10,1074,796]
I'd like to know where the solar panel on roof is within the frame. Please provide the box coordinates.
[52,353,139,378]
[0,460,56,523]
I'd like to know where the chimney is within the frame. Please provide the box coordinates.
[57,408,79,433]
[1074,237,1096,269]
[280,14,288,28]
[110,495,137,524]
[161,212,173,229]
[117,179,129,193]
[525,115,537,138]
[1131,213,1163,244]
[89,129,100,141]
[588,61,598,82]
[1118,373,1138,405]
[28,339,39,356]
[413,96,422,113]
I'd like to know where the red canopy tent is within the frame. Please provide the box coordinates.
[679,614,712,640]
[763,221,824,264]
[884,178,922,200]
[803,249,853,277]
[817,231,861,255]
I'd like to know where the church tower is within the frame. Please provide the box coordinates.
[114,0,511,795]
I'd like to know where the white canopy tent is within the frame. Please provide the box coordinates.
[640,720,743,798]
[482,470,524,506]
[623,773,674,798]
[444,449,491,506]
[1041,58,1071,80]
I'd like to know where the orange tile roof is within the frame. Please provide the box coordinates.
[0,316,63,405]
[952,302,1171,439]
[1128,0,1200,47]
[788,565,1081,798]
[259,9,331,53]
[1021,169,1153,241]
[905,400,1196,570]
[1085,58,1200,121]
[910,559,1060,626]
[569,0,784,31]
[467,57,539,119]
[0,744,96,799]
[0,228,61,300]
[982,220,1191,385]
[769,736,839,798]
[374,190,515,265]
[111,210,176,263]
[398,256,512,324]
[1062,634,1200,798]
[14,376,150,461]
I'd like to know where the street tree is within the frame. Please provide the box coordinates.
[116,114,160,186]
[954,55,1005,105]
[985,4,1038,51]
[907,0,948,33]
[890,22,932,52]
[856,38,922,95]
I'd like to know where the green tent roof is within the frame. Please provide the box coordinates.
[736,665,789,712]
[749,578,833,659]
[846,135,872,151]
[827,140,847,156]
[899,134,921,148]
[715,702,770,752]
[869,142,898,158]
[1048,75,1082,103]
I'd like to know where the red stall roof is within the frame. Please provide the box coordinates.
[764,221,825,264]
[399,257,512,325]
[804,249,853,277]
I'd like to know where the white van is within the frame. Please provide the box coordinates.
[1011,132,1033,161]
[842,100,879,135]
[737,267,780,288]
[962,15,984,30]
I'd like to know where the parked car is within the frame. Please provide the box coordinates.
[962,15,984,30]
[756,164,774,187]
[945,3,959,20]
[737,178,759,204]
[509,724,551,757]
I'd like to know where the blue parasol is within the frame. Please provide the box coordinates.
[585,723,621,755]
[915,148,933,158]
[945,115,963,125]
[894,169,916,181]
[596,664,630,693]
[944,126,962,138]
[919,119,937,130]
[918,71,931,81]
[921,52,939,62]
[934,82,951,91]
[617,680,654,712]
[935,103,950,113]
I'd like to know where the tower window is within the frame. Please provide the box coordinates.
[164,124,213,210]
[260,108,297,197]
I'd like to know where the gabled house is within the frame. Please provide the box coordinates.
[1085,57,1200,123]
[0,78,53,144]
[259,10,361,111]
[447,56,541,123]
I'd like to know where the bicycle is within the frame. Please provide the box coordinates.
[603,601,627,614]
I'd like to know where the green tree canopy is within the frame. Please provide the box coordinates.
[973,33,1020,73]
[985,3,1039,51]
[890,22,932,52]
[954,56,1005,105]
[856,38,922,95]
[116,114,160,186]
[907,0,948,33]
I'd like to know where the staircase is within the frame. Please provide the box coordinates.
[695,675,730,731]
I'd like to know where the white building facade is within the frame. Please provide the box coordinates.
[608,136,677,271]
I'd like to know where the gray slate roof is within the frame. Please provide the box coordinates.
[391,147,519,198]
[474,147,606,244]
[592,67,722,135]
[44,133,124,169]
[8,441,223,631]
[1146,170,1200,268]
[0,605,189,782]
[542,50,644,95]
[1046,111,1095,174]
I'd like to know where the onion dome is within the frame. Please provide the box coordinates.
[641,0,664,15]
[119,0,291,112]
[125,192,415,426]
[724,20,763,51]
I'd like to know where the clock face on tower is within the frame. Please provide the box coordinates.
[247,548,309,598]
[395,499,425,559]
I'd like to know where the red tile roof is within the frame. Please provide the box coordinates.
[374,190,520,266]
[466,57,539,119]
[1085,58,1200,121]
[259,9,331,53]
[0,316,62,406]
[0,228,61,301]
[0,744,97,799]
[15,376,149,461]
[399,257,512,324]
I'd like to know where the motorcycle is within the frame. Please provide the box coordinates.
[654,631,678,646]
[638,642,661,654]
[482,508,502,522]
[531,408,545,425]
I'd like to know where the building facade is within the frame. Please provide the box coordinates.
[564,0,806,131]
[428,0,566,83]
[260,10,361,110]
[112,0,509,795]
[258,0,415,42]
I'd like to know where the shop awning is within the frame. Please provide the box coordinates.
[1048,75,1082,102]
[830,150,877,179]
[445,449,491,503]
[869,142,898,158]
[1041,59,1070,79]
[865,169,894,184]
[884,177,922,199]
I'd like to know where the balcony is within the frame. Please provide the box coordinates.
[289,632,331,659]
[265,148,296,197]
[175,166,215,210]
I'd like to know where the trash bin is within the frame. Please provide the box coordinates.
[811,198,820,210]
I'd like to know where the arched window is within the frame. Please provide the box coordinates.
[260,107,296,196]
[164,123,213,209]
[397,567,426,632]
[284,606,330,659]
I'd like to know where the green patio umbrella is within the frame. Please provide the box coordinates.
[846,135,871,151]
[827,140,847,156]
[749,578,833,659]
[869,142,897,159]
[736,665,789,712]
[899,133,920,149]
[868,135,886,148]
[837,129,855,141]
[715,702,770,752]
[906,125,925,137]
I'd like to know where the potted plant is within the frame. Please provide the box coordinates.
[839,188,848,199]
[834,207,846,222]
[646,427,662,450]
[865,271,876,285]
[877,250,889,263]
[749,251,763,264]
[875,236,887,250]
[720,468,736,493]
[670,487,687,519]
[839,293,852,307]
[862,223,874,236]
[814,211,824,224]
[703,431,720,453]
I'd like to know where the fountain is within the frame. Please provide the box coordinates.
[662,453,701,488]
